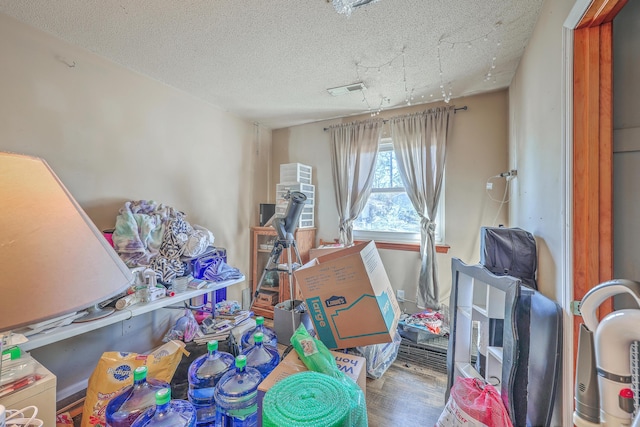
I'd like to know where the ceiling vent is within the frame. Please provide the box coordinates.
[327,82,366,96]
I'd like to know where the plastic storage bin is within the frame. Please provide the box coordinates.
[275,183,315,206]
[280,163,312,185]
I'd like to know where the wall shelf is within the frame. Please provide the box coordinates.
[20,276,245,351]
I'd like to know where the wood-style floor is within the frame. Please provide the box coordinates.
[366,360,447,427]
[70,351,447,427]
[266,319,448,426]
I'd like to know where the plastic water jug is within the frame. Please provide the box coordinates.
[241,333,280,379]
[187,340,234,426]
[130,388,196,427]
[214,355,261,427]
[105,366,170,427]
[240,316,277,349]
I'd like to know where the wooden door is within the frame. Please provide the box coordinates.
[572,0,627,367]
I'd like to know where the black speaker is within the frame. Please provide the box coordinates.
[259,203,276,226]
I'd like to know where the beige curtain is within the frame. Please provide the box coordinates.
[390,106,455,309]
[329,119,383,245]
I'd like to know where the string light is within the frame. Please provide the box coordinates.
[349,21,502,114]
[355,48,406,115]
[437,21,503,99]
[436,42,451,103]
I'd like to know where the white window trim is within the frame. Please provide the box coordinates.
[353,139,445,245]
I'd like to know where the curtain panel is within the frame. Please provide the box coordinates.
[390,105,455,309]
[329,119,383,245]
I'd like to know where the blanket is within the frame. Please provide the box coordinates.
[112,200,214,283]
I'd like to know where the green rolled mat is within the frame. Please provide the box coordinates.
[262,371,352,427]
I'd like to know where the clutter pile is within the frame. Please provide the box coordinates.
[6,240,417,427]
[395,307,451,374]
[398,307,449,344]
[109,200,242,306]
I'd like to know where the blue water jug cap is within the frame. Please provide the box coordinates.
[256,316,264,325]
[254,332,263,343]
[207,340,218,352]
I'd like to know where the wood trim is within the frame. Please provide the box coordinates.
[576,0,628,28]
[572,0,622,373]
[355,240,450,253]
[598,22,614,288]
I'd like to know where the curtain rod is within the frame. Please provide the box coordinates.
[323,105,467,131]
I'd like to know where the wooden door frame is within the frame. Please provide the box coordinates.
[571,0,626,403]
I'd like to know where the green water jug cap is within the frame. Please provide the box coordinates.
[254,332,264,343]
[155,388,171,406]
[256,316,264,325]
[208,340,218,352]
[236,355,247,369]
[133,366,148,381]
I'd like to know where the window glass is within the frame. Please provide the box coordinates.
[353,140,444,243]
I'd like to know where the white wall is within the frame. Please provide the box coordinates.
[0,13,263,400]
[508,0,576,422]
[272,90,509,311]
[613,0,640,287]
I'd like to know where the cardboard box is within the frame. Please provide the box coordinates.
[294,240,401,349]
[256,289,279,305]
[257,350,367,426]
[309,245,346,260]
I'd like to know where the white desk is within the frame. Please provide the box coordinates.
[21,276,245,351]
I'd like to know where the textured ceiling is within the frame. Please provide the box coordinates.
[0,0,544,129]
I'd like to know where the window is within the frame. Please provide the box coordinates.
[353,139,445,244]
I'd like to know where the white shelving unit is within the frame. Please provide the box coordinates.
[20,276,245,351]
[452,271,507,385]
[447,258,521,424]
[446,257,563,427]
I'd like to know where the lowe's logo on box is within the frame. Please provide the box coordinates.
[308,296,337,348]
[325,295,347,308]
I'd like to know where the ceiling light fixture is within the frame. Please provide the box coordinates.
[332,0,380,16]
[327,82,367,96]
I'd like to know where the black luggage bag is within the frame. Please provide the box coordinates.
[480,226,538,290]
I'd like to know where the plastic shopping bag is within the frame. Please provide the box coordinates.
[436,377,513,427]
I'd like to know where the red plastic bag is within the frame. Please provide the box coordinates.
[436,378,513,427]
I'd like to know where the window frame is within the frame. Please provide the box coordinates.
[353,139,445,245]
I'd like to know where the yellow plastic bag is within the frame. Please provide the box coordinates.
[81,340,188,427]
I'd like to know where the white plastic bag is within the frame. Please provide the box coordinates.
[353,330,401,379]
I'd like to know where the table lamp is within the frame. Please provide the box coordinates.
[0,152,133,332]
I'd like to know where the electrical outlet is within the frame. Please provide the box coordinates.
[486,182,493,190]
[397,289,405,302]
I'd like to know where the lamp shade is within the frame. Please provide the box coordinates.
[0,152,132,332]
